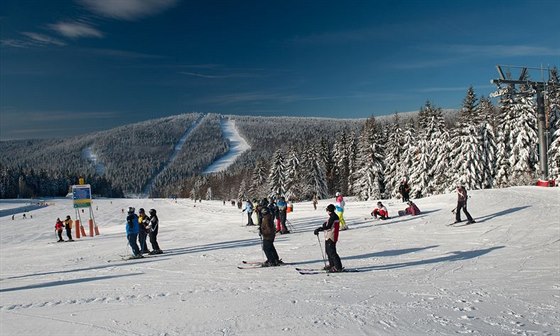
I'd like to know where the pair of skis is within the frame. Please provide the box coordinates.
[239,261,361,274]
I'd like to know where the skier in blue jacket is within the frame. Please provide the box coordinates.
[125,207,142,258]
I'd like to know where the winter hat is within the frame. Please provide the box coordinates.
[335,192,340,196]
[128,207,135,214]
[149,209,156,215]
[326,204,336,212]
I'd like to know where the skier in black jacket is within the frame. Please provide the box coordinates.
[259,198,282,267]
[314,204,343,272]
[454,185,475,224]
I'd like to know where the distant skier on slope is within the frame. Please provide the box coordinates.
[398,178,411,202]
[138,208,151,254]
[276,196,290,234]
[63,215,74,241]
[55,218,64,242]
[242,199,254,226]
[335,192,348,230]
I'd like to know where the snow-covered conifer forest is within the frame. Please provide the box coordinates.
[1,69,559,201]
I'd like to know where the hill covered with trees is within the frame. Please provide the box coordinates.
[1,68,559,201]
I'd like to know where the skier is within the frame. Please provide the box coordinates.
[55,218,64,242]
[276,196,289,234]
[137,208,151,254]
[398,178,411,202]
[454,184,475,224]
[313,204,343,272]
[312,193,318,210]
[147,209,163,254]
[258,198,282,267]
[371,201,389,220]
[125,207,142,258]
[335,192,348,230]
[63,215,74,241]
[242,199,254,226]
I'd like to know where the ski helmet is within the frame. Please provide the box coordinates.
[128,207,135,214]
[326,204,336,212]
[149,209,156,215]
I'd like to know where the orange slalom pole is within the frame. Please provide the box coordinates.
[80,225,86,237]
[88,219,94,237]
[75,219,81,239]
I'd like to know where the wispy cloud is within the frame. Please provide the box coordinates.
[443,44,560,58]
[49,21,103,39]
[180,71,265,79]
[83,48,165,59]
[2,110,118,122]
[79,0,179,21]
[21,32,66,46]
[1,32,66,48]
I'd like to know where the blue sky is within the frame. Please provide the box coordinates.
[1,0,559,140]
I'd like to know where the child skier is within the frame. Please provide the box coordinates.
[314,204,343,272]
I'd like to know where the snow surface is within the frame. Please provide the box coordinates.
[202,118,250,174]
[0,187,559,336]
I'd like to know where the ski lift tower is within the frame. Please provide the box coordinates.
[491,65,554,186]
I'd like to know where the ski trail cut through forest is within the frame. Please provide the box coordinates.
[202,118,251,174]
[141,114,206,197]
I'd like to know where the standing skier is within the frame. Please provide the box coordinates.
[258,198,282,267]
[242,199,254,226]
[399,178,411,202]
[55,218,64,242]
[126,207,142,258]
[454,185,475,224]
[63,215,74,241]
[276,196,289,234]
[138,208,150,254]
[335,192,348,230]
[148,208,163,254]
[314,204,343,272]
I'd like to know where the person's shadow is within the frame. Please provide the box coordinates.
[471,206,530,224]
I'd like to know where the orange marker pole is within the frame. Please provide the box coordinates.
[88,219,94,237]
[80,225,86,237]
[75,219,81,239]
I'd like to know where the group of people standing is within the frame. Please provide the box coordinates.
[54,215,74,242]
[125,207,162,258]
[243,196,291,234]
[250,193,346,273]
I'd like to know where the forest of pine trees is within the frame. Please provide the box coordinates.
[1,68,559,201]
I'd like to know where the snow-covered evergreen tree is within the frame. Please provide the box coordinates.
[249,160,268,197]
[548,119,560,184]
[400,118,417,192]
[353,117,385,200]
[449,88,484,190]
[268,149,287,197]
[509,82,539,185]
[477,97,498,188]
[384,114,406,198]
[304,144,328,199]
[284,146,300,200]
[410,101,444,197]
[493,84,516,188]
[332,130,351,195]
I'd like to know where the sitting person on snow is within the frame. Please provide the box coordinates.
[371,201,389,220]
[405,201,421,215]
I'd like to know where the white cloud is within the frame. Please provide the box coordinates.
[49,21,104,39]
[79,0,179,21]
[21,32,67,46]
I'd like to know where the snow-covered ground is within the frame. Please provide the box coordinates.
[0,187,558,336]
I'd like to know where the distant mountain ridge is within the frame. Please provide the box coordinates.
[1,112,398,198]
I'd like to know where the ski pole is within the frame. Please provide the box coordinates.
[316,235,327,268]
[259,234,266,261]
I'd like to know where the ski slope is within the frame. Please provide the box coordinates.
[0,187,558,335]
